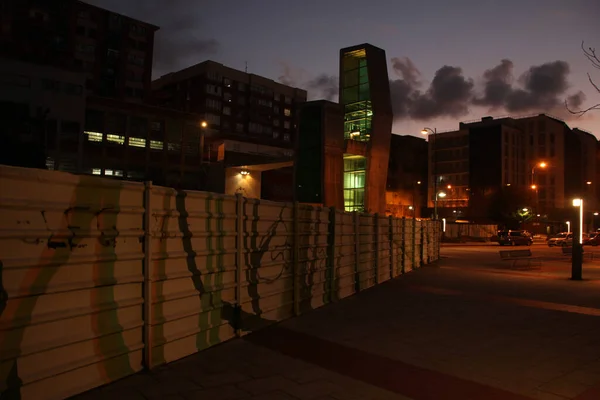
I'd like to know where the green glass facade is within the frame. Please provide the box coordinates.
[343,155,366,212]
[341,49,372,142]
[342,48,373,211]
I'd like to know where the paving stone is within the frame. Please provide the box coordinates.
[237,376,299,395]
[183,386,251,400]
[249,391,299,399]
[281,380,340,399]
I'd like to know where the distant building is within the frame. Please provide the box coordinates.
[0,58,86,171]
[385,134,428,218]
[82,96,210,189]
[0,0,158,101]
[428,114,598,224]
[152,60,306,164]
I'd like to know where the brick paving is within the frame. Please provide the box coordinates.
[74,245,600,400]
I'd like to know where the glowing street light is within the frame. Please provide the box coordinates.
[587,181,592,185]
[566,221,571,233]
[572,198,584,280]
[200,121,208,128]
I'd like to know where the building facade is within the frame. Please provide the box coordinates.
[386,134,428,218]
[339,44,393,214]
[152,61,306,164]
[428,114,598,223]
[296,100,345,207]
[0,0,158,101]
[0,58,87,171]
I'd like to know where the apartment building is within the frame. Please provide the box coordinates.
[0,0,158,101]
[429,114,598,222]
[152,60,307,166]
[0,58,86,171]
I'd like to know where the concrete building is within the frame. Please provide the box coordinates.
[0,58,86,171]
[428,114,598,223]
[295,44,393,214]
[0,0,158,101]
[386,134,428,218]
[152,60,306,163]
[295,100,345,208]
[339,44,393,214]
[82,96,208,189]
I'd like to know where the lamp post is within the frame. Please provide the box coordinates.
[566,221,571,233]
[572,198,584,280]
[436,191,447,221]
[421,127,438,219]
[530,161,547,213]
[199,120,208,163]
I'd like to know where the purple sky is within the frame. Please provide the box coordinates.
[89,0,600,137]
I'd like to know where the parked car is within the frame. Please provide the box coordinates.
[548,232,573,247]
[496,230,533,246]
[583,233,600,246]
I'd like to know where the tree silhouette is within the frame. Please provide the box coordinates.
[566,41,600,116]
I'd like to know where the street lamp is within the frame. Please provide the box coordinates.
[572,198,584,280]
[421,127,438,219]
[531,161,547,212]
[566,221,571,233]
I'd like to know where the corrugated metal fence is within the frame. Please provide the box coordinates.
[0,166,441,400]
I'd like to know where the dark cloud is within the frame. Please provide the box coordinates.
[473,59,514,108]
[306,74,338,101]
[389,60,474,120]
[83,0,219,77]
[475,59,573,113]
[386,57,579,120]
[567,91,586,109]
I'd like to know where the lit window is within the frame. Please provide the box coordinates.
[92,168,101,175]
[114,170,123,177]
[106,134,125,144]
[85,131,103,142]
[150,140,163,150]
[105,169,114,176]
[284,108,291,117]
[128,137,146,148]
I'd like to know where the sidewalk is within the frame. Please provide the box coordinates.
[74,250,600,400]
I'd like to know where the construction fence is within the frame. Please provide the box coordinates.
[0,165,441,400]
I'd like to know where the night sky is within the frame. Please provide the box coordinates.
[88,0,600,137]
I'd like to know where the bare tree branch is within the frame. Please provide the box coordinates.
[567,42,600,115]
[582,41,600,70]
[565,99,600,116]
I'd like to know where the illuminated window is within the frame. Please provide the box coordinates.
[92,168,101,175]
[84,131,103,142]
[150,140,163,150]
[114,170,123,177]
[105,169,114,176]
[284,108,291,117]
[343,155,367,212]
[128,137,146,148]
[106,134,124,144]
[342,49,372,142]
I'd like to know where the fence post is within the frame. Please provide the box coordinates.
[354,212,360,293]
[401,217,406,274]
[327,208,337,303]
[420,221,425,267]
[235,193,244,336]
[374,213,379,285]
[293,201,300,316]
[388,216,394,279]
[142,181,153,369]
[412,217,416,269]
